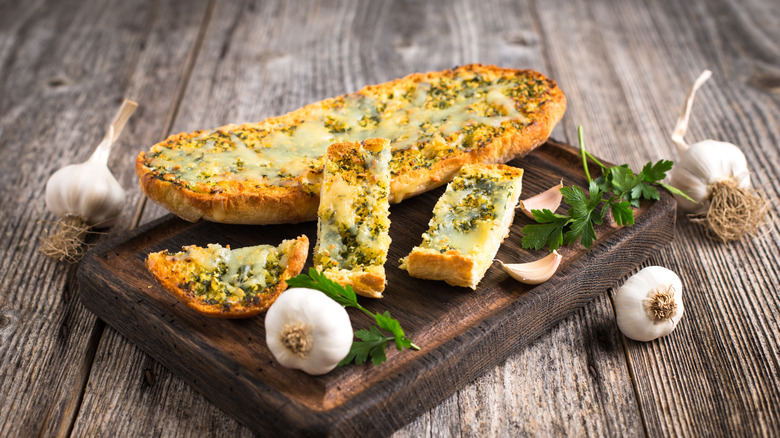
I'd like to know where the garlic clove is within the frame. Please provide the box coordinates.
[498,250,562,284]
[518,182,563,219]
[614,266,684,342]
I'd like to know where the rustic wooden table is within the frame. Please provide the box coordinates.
[2,0,779,436]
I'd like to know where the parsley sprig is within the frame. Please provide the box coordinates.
[286,268,420,366]
[521,126,693,251]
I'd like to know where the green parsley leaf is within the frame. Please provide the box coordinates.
[521,209,569,250]
[609,200,635,226]
[519,125,692,252]
[286,268,358,308]
[338,327,390,366]
[639,159,674,182]
[286,268,419,367]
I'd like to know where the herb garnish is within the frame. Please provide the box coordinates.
[521,126,693,251]
[286,268,420,366]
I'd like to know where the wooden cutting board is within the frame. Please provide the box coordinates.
[78,140,676,437]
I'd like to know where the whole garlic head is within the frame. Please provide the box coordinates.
[614,266,684,342]
[265,288,353,375]
[670,140,750,213]
[44,149,126,227]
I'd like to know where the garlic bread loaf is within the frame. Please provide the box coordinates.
[314,139,392,298]
[145,236,308,318]
[400,164,523,289]
[136,64,565,224]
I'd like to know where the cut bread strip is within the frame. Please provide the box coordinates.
[314,139,392,298]
[400,163,523,289]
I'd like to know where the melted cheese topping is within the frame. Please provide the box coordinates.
[417,165,522,256]
[315,140,392,270]
[169,242,287,307]
[141,66,557,194]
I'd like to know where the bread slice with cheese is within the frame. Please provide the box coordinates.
[136,64,565,224]
[400,164,523,289]
[145,236,308,318]
[314,139,391,298]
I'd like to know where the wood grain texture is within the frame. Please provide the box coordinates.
[537,0,780,436]
[0,0,210,436]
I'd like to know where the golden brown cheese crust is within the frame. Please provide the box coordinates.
[136,64,565,224]
[145,236,309,318]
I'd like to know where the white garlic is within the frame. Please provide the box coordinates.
[668,70,751,213]
[518,182,563,219]
[614,266,684,342]
[45,99,137,227]
[265,288,353,375]
[498,250,562,284]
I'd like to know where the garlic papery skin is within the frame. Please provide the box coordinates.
[265,288,353,375]
[670,140,751,213]
[668,70,752,213]
[614,266,684,342]
[44,99,137,227]
[44,149,126,227]
[498,250,562,285]
[518,182,563,219]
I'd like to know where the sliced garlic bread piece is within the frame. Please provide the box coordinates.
[145,236,308,318]
[314,138,392,298]
[400,163,523,289]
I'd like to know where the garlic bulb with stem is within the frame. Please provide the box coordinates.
[40,99,137,262]
[668,70,770,242]
[265,288,353,375]
[614,266,684,342]
[498,250,562,284]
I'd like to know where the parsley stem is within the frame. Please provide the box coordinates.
[578,125,609,180]
[578,125,591,182]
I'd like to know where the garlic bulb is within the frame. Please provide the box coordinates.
[518,182,563,219]
[667,71,768,241]
[45,147,127,227]
[669,70,750,212]
[498,250,562,284]
[614,266,684,342]
[40,99,137,262]
[45,99,136,227]
[265,288,353,375]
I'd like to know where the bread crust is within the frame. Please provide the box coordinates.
[136,64,565,224]
[145,236,309,318]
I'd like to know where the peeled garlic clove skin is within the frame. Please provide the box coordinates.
[499,250,562,285]
[519,183,563,219]
[44,159,126,228]
[265,288,353,375]
[669,140,751,213]
[614,266,684,342]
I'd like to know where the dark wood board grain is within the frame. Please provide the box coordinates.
[77,140,676,437]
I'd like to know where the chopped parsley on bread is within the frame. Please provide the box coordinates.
[145,236,308,318]
[314,139,392,298]
[136,64,565,224]
[400,164,523,289]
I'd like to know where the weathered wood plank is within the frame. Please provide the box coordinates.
[80,0,643,436]
[0,0,212,437]
[537,0,780,435]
